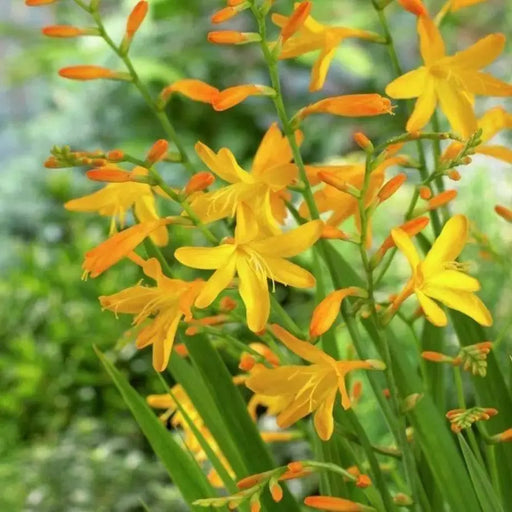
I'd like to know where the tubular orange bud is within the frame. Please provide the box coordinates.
[219,296,237,312]
[211,6,238,24]
[174,343,189,357]
[44,156,61,168]
[25,0,57,5]
[475,341,493,353]
[378,173,407,202]
[304,496,367,511]
[91,158,107,167]
[249,343,280,367]
[421,351,454,363]
[448,169,461,181]
[250,500,261,512]
[427,189,457,210]
[239,353,256,372]
[146,139,168,164]
[310,287,367,337]
[382,216,430,253]
[397,0,427,16]
[213,84,275,111]
[184,172,215,195]
[58,65,124,81]
[237,472,270,490]
[445,408,464,419]
[318,172,361,197]
[86,167,133,182]
[419,186,432,200]
[299,94,393,119]
[483,408,498,418]
[160,79,220,104]
[207,30,254,44]
[107,149,125,161]
[42,25,88,38]
[287,461,304,473]
[320,224,350,241]
[281,1,312,42]
[126,1,148,40]
[356,474,372,488]
[270,483,283,503]
[495,205,512,223]
[497,428,512,442]
[353,131,373,151]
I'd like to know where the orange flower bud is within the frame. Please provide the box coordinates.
[185,172,215,195]
[419,186,432,200]
[250,500,261,512]
[353,131,373,151]
[495,205,512,223]
[497,428,512,442]
[239,353,256,372]
[42,25,89,38]
[213,84,275,111]
[397,0,427,16]
[125,1,148,40]
[299,94,393,119]
[249,342,280,367]
[207,31,258,44]
[270,482,283,503]
[310,287,367,337]
[320,224,350,241]
[86,167,133,182]
[356,474,372,488]
[304,496,367,511]
[421,351,455,363]
[448,169,461,181]
[174,343,189,357]
[318,172,361,197]
[211,7,239,24]
[281,2,311,42]
[287,461,304,473]
[25,0,57,5]
[160,79,220,104]
[219,296,237,312]
[428,190,457,210]
[58,65,126,81]
[483,408,498,418]
[146,139,168,164]
[237,472,270,490]
[378,173,407,202]
[107,149,125,161]
[44,156,61,168]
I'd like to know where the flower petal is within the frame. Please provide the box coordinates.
[195,255,237,308]
[152,313,181,372]
[476,145,512,163]
[237,256,270,332]
[425,270,480,291]
[195,142,251,184]
[406,77,437,133]
[390,227,420,273]
[416,289,448,326]
[174,244,236,269]
[386,67,427,99]
[418,15,445,65]
[448,33,505,70]
[252,123,294,174]
[422,215,468,277]
[458,71,512,97]
[313,389,336,440]
[264,256,316,288]
[310,44,338,92]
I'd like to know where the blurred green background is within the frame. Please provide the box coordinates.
[1,0,511,510]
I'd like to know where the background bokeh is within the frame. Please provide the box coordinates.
[1,0,511,510]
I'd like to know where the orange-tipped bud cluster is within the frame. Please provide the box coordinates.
[298,94,394,120]
[457,341,493,377]
[59,65,130,81]
[42,25,94,38]
[280,1,311,42]
[146,139,169,164]
[125,1,148,41]
[397,0,427,16]
[304,495,369,511]
[495,205,512,223]
[184,172,215,195]
[207,31,260,45]
[446,407,498,433]
[378,173,407,202]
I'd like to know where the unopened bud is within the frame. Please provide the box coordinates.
[421,351,455,364]
[42,25,97,38]
[146,139,168,164]
[220,296,237,312]
[107,149,125,162]
[356,474,372,488]
[378,173,407,202]
[239,353,256,372]
[402,393,423,412]
[58,65,131,81]
[86,167,133,182]
[320,224,350,241]
[270,482,283,503]
[427,190,457,210]
[184,172,215,195]
[353,131,374,152]
[287,461,304,473]
[448,169,461,181]
[207,31,261,45]
[495,205,512,223]
[318,171,361,197]
[419,185,432,200]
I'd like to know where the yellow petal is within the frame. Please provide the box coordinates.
[236,256,270,332]
[436,79,477,138]
[448,33,505,70]
[195,255,237,308]
[256,163,298,190]
[272,324,333,365]
[134,195,168,247]
[264,256,316,288]
[458,71,512,97]
[313,389,336,440]
[234,201,265,243]
[64,186,119,214]
[406,77,437,133]
[423,288,492,326]
[425,270,480,291]
[476,145,512,163]
[416,289,448,326]
[100,286,160,316]
[195,141,251,184]
[386,67,427,99]
[152,313,181,372]
[174,244,236,269]
[310,44,337,92]
[390,227,420,273]
[418,15,445,65]
[249,220,323,257]
[422,215,468,277]
[252,123,293,174]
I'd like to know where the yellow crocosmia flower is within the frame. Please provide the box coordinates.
[99,258,205,371]
[190,123,298,234]
[391,215,492,327]
[175,207,323,333]
[272,8,378,92]
[386,16,512,138]
[246,325,384,440]
[300,156,404,238]
[443,107,512,163]
[65,167,168,246]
